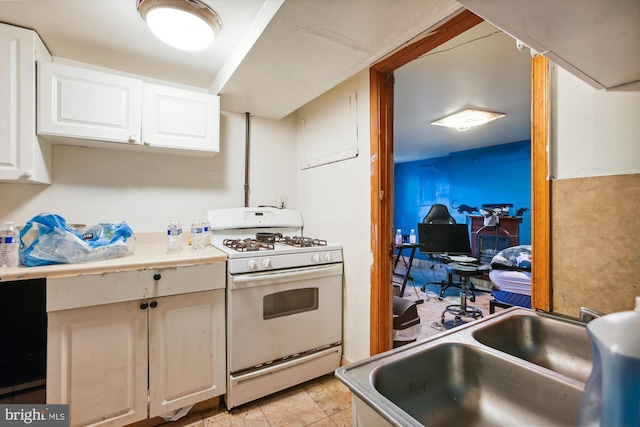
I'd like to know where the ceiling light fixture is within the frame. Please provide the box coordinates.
[137,0,222,51]
[431,108,506,132]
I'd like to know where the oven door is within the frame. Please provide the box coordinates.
[228,262,343,374]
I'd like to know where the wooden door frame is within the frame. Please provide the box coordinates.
[369,10,551,355]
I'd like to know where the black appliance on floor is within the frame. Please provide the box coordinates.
[0,278,47,400]
[392,296,421,348]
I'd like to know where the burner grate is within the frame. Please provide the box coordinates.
[223,238,275,252]
[277,236,328,248]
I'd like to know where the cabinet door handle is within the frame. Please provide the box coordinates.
[153,273,162,281]
[140,301,149,310]
[150,301,158,308]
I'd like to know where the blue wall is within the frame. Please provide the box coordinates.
[395,140,531,260]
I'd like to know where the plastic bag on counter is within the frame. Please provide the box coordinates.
[19,213,136,267]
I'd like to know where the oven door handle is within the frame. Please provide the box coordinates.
[231,263,343,288]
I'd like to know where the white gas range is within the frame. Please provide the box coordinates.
[207,207,344,410]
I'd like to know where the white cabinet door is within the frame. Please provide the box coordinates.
[142,83,220,155]
[148,289,226,417]
[47,300,148,427]
[46,264,226,427]
[0,23,52,183]
[38,61,141,144]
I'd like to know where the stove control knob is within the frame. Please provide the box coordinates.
[262,258,272,269]
[247,259,258,270]
[312,253,321,263]
[323,252,333,262]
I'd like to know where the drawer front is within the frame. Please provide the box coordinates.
[47,263,225,312]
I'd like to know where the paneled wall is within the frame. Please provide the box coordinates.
[552,173,640,316]
[549,65,640,316]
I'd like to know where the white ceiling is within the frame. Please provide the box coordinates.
[2,1,633,165]
[0,0,269,88]
[394,21,532,163]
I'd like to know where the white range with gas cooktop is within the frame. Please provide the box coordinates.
[207,207,343,410]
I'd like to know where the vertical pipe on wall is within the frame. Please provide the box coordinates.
[244,112,251,208]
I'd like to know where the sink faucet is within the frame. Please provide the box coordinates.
[580,307,604,323]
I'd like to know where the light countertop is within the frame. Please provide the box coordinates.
[0,233,227,282]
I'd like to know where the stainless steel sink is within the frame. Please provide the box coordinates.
[472,313,592,382]
[371,342,583,426]
[336,307,591,427]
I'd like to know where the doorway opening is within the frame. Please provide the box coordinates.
[369,9,550,355]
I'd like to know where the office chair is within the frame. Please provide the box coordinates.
[420,205,478,304]
[422,204,456,224]
[420,204,456,294]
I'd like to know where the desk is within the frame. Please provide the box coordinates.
[393,243,418,297]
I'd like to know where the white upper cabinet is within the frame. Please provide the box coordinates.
[0,23,52,184]
[38,61,141,144]
[142,83,220,155]
[38,61,220,157]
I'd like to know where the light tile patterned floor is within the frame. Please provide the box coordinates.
[158,374,352,427]
[393,260,494,342]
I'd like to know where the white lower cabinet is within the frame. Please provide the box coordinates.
[47,300,149,427]
[352,395,393,427]
[47,264,226,427]
[148,290,225,418]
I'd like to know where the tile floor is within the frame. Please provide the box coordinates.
[393,259,495,342]
[158,374,353,427]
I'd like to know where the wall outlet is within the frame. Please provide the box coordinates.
[275,193,288,208]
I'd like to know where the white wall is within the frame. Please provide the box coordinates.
[295,70,371,363]
[550,65,640,179]
[0,111,297,232]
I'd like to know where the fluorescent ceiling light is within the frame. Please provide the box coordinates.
[431,109,506,132]
[137,0,222,51]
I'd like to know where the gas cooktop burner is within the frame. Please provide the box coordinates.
[222,235,329,252]
[223,238,275,252]
[277,236,328,248]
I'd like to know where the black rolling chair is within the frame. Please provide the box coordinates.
[419,204,480,305]
[422,204,456,224]
[421,204,459,293]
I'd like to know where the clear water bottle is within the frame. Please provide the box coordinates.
[395,229,403,246]
[191,217,204,251]
[0,222,20,268]
[201,215,211,247]
[167,219,182,254]
[409,229,416,244]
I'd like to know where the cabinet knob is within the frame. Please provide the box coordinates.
[140,301,148,310]
[129,134,137,143]
[150,301,158,308]
[153,273,161,281]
